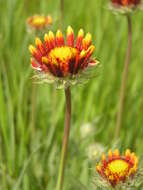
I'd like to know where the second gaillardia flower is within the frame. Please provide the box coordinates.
[96,149,138,188]
[29,26,99,88]
[27,14,52,31]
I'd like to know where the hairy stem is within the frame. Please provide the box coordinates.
[56,86,71,190]
[115,15,132,139]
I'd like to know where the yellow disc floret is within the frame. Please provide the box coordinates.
[107,159,129,176]
[47,47,78,65]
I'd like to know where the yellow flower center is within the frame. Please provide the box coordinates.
[48,47,78,65]
[32,16,46,26]
[107,159,129,177]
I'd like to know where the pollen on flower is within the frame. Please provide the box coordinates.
[47,47,78,66]
[107,159,128,175]
[96,149,138,187]
[29,26,99,82]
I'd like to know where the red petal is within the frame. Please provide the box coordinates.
[67,26,74,47]
[56,30,65,47]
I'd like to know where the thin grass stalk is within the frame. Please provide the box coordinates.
[1,60,15,172]
[1,165,7,190]
[56,86,71,190]
[59,0,64,29]
[115,15,132,139]
[30,83,37,137]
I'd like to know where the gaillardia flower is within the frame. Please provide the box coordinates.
[29,26,99,88]
[27,14,52,30]
[96,149,138,187]
[110,0,141,13]
[111,0,141,6]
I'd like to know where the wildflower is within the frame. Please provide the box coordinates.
[96,149,138,187]
[29,26,99,88]
[27,14,52,30]
[110,0,141,14]
[111,0,141,7]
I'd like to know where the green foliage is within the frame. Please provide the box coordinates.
[0,0,143,189]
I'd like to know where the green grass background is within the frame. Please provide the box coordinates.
[0,0,143,189]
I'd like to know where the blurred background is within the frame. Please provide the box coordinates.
[0,0,143,189]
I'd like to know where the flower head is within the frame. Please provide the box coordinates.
[29,26,99,88]
[96,149,138,187]
[110,0,142,13]
[111,0,141,6]
[27,14,52,31]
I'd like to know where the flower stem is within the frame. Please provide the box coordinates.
[56,86,71,190]
[114,15,132,139]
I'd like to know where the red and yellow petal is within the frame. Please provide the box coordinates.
[29,45,42,64]
[48,31,56,49]
[82,33,92,50]
[67,26,74,47]
[76,29,84,50]
[35,37,46,55]
[56,30,65,47]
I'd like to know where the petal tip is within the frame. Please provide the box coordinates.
[67,26,73,35]
[29,45,36,54]
[35,37,41,46]
[78,29,84,37]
